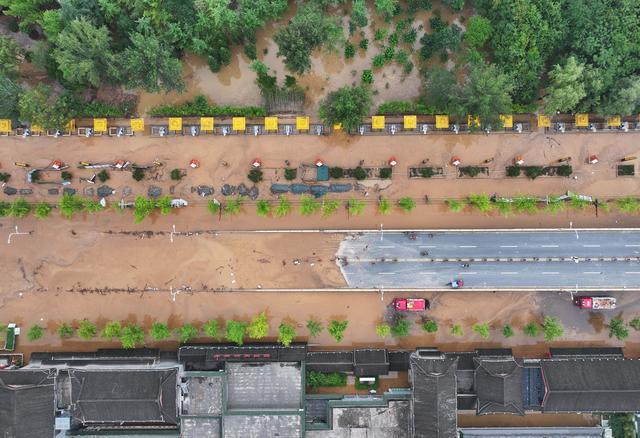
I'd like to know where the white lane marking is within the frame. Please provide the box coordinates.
[419,272,435,275]
[500,272,518,275]
[378,272,396,275]
[583,271,600,274]
[459,245,477,248]
[500,245,518,248]
[459,272,477,275]
[419,245,436,248]
[625,272,640,275]
[582,244,601,247]
[378,245,395,249]
[541,245,559,248]
[625,244,640,247]
[542,272,559,275]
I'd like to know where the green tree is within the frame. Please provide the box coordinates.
[446,199,466,213]
[464,16,492,48]
[450,324,464,337]
[207,200,221,215]
[467,194,492,213]
[203,320,221,340]
[608,318,629,341]
[9,198,31,218]
[630,317,640,331]
[328,320,348,342]
[459,61,513,130]
[307,319,323,337]
[225,196,245,215]
[18,84,71,130]
[150,322,172,341]
[376,323,391,337]
[390,317,411,338]
[0,0,50,30]
[275,196,292,217]
[300,196,321,215]
[347,199,366,216]
[378,197,391,215]
[421,320,438,333]
[27,324,44,341]
[78,319,97,340]
[176,324,199,343]
[247,312,269,339]
[546,196,565,214]
[119,324,145,348]
[170,169,182,181]
[256,200,272,217]
[598,76,640,116]
[513,196,538,214]
[398,197,416,212]
[225,320,248,346]
[278,322,296,346]
[101,321,122,340]
[423,66,461,114]
[34,202,52,219]
[154,196,172,215]
[523,321,540,337]
[52,18,117,87]
[543,57,586,114]
[120,28,184,93]
[617,197,640,214]
[502,324,515,338]
[0,36,22,78]
[319,86,372,133]
[321,199,341,217]
[375,0,398,19]
[274,3,342,74]
[133,196,156,223]
[57,323,74,338]
[0,75,22,120]
[472,323,491,339]
[350,0,368,29]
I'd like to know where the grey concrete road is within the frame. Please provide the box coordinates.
[337,231,640,289]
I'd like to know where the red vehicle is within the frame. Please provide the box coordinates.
[574,296,616,310]
[392,298,429,312]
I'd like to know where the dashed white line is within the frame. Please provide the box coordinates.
[418,272,435,275]
[624,271,640,275]
[583,271,600,274]
[459,272,477,275]
[500,272,518,275]
[378,272,396,275]
[378,245,395,249]
[542,272,559,275]
[419,245,437,248]
[541,245,559,248]
[459,245,477,248]
[582,244,601,248]
[500,245,518,248]
[625,244,640,247]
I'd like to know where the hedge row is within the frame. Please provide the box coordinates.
[147,95,266,118]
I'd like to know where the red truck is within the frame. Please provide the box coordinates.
[392,298,429,312]
[574,296,616,310]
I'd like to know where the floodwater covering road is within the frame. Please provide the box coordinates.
[337,230,640,289]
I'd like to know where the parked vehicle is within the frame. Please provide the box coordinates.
[574,296,616,310]
[392,298,429,312]
[450,279,464,289]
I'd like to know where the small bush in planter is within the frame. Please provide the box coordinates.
[284,168,297,180]
[0,172,10,183]
[525,166,545,180]
[379,167,392,179]
[461,166,481,178]
[354,166,367,180]
[61,171,72,181]
[556,164,573,177]
[506,166,521,177]
[329,167,344,179]
[247,168,263,183]
[97,170,109,182]
[132,168,145,181]
[420,167,434,178]
[170,168,182,181]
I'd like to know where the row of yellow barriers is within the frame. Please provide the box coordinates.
[0,114,627,135]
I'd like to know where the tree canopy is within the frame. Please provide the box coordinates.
[319,86,372,132]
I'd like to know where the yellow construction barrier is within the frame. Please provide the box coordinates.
[130,118,145,132]
[296,116,309,131]
[31,124,43,134]
[371,115,385,130]
[404,115,417,129]
[232,117,246,131]
[468,115,480,128]
[607,116,621,127]
[93,118,107,133]
[333,123,342,131]
[200,117,214,132]
[168,117,182,132]
[499,114,513,128]
[0,119,11,133]
[575,113,589,127]
[65,119,76,132]
[435,115,449,129]
[264,116,278,131]
[538,115,551,128]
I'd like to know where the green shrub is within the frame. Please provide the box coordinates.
[306,371,347,388]
[275,196,292,217]
[472,323,491,339]
[390,317,411,337]
[347,199,366,216]
[421,320,438,333]
[460,166,481,177]
[300,196,321,215]
[446,199,466,212]
[9,198,31,218]
[119,324,145,348]
[224,196,245,216]
[525,166,545,180]
[57,323,74,338]
[506,166,521,177]
[556,164,573,177]
[379,167,392,179]
[420,167,434,178]
[203,320,221,339]
[97,169,109,182]
[256,200,272,217]
[176,324,199,343]
[608,318,629,340]
[359,39,369,50]
[34,202,52,219]
[321,199,341,217]
[101,321,122,340]
[225,320,248,345]
[207,200,221,215]
[247,312,269,339]
[467,194,492,213]
[78,320,97,340]
[378,197,391,215]
[377,100,434,115]
[542,316,564,341]
[617,197,640,214]
[170,168,182,181]
[27,325,44,341]
[361,69,373,85]
[328,320,348,342]
[450,324,464,337]
[150,322,172,341]
[329,167,344,179]
[398,197,416,212]
[148,95,266,117]
[248,168,263,183]
[372,54,386,68]
[502,324,515,338]
[353,166,367,180]
[630,317,640,331]
[277,322,296,346]
[494,198,513,216]
[523,322,540,337]
[132,168,145,181]
[0,172,9,183]
[344,41,355,59]
[376,323,391,337]
[513,196,538,214]
[307,320,323,337]
[284,168,297,180]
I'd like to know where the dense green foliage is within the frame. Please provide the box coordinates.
[319,86,372,132]
[148,95,265,117]
[306,371,347,388]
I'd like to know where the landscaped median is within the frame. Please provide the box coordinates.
[3,192,640,223]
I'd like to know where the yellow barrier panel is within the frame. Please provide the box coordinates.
[371,115,385,130]
[0,119,11,132]
[333,123,342,131]
[264,116,278,131]
[538,115,551,128]
[200,117,214,132]
[575,113,588,127]
[403,115,417,130]
[435,115,449,129]
[296,116,309,131]
[93,118,107,132]
[499,114,513,128]
[232,117,246,131]
[607,116,621,127]
[168,117,182,132]
[31,124,43,133]
[65,119,76,131]
[468,115,480,128]
[130,118,144,132]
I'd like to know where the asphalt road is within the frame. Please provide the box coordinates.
[337,231,640,289]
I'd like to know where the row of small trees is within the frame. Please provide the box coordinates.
[376,316,566,342]
[25,314,350,348]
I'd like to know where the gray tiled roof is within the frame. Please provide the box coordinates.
[0,370,55,438]
[474,357,524,415]
[226,362,302,410]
